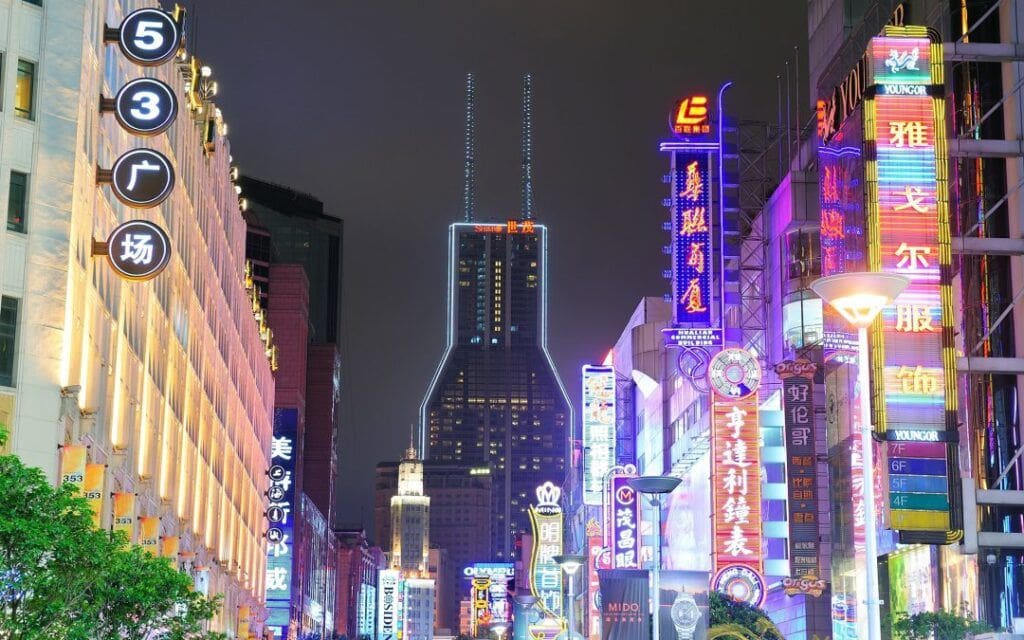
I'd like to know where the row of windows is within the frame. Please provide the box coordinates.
[0,297,18,387]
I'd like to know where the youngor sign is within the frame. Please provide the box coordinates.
[709,348,765,607]
[864,26,960,543]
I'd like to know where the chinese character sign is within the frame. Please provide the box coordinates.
[464,564,514,635]
[265,407,299,631]
[777,360,820,576]
[528,482,564,625]
[583,365,616,505]
[672,151,714,326]
[867,29,956,537]
[609,475,641,569]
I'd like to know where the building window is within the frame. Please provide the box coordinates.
[7,172,28,233]
[15,60,36,120]
[23,0,42,5]
[0,297,18,387]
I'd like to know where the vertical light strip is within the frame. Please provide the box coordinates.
[110,297,127,448]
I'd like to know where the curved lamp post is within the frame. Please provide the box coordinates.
[810,272,908,640]
[553,554,585,640]
[628,475,682,640]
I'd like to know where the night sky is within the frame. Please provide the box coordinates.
[181,0,807,533]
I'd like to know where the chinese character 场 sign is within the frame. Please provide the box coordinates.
[672,151,713,327]
[709,348,765,607]
[865,27,959,542]
[528,482,564,626]
[582,365,616,506]
[776,360,820,576]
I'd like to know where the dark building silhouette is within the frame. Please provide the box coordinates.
[420,221,571,561]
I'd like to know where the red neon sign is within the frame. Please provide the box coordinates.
[673,95,711,135]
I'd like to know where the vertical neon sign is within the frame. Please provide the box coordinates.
[528,481,564,636]
[265,408,298,633]
[864,27,959,541]
[582,365,616,505]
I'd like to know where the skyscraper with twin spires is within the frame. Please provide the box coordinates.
[419,74,572,561]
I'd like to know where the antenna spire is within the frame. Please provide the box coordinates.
[405,423,418,460]
[520,73,534,220]
[461,73,477,222]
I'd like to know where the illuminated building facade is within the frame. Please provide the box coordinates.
[333,528,386,640]
[391,445,431,573]
[374,460,493,632]
[0,1,273,636]
[420,221,572,561]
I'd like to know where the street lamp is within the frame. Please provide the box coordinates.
[810,271,908,640]
[628,475,682,640]
[553,554,585,640]
[513,593,540,640]
[491,622,508,640]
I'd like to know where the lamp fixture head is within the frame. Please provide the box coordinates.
[809,272,910,329]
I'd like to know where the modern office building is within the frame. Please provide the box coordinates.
[375,460,493,631]
[0,1,274,635]
[420,221,572,561]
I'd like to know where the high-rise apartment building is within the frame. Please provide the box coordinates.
[0,1,273,636]
[420,221,572,561]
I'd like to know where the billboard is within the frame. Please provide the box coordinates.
[599,569,650,640]
[464,563,514,635]
[583,364,616,506]
[657,571,710,640]
[864,28,959,541]
[708,349,765,607]
[777,360,821,577]
[671,150,713,328]
[265,407,298,633]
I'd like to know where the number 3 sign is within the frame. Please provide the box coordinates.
[117,8,183,66]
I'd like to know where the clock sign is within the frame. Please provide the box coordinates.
[707,348,761,399]
[115,78,178,136]
[106,220,171,281]
[110,149,175,208]
[117,8,182,66]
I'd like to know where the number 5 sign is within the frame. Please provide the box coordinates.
[107,7,185,67]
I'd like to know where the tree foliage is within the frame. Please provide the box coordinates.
[892,610,991,640]
[708,590,783,640]
[0,455,226,640]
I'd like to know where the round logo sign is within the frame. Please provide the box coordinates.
[118,8,182,66]
[708,348,761,399]
[267,484,286,501]
[266,527,285,544]
[615,485,635,506]
[268,465,287,482]
[266,506,286,524]
[713,565,765,607]
[106,220,171,281]
[110,149,174,208]
[115,78,178,136]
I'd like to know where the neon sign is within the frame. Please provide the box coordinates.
[528,482,564,627]
[709,349,765,607]
[582,365,616,505]
[472,220,537,235]
[673,95,710,135]
[265,408,298,632]
[672,151,713,326]
[378,569,402,640]
[865,28,957,540]
[609,475,641,569]
[464,563,513,635]
[776,360,820,576]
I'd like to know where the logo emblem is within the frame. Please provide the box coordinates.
[713,565,765,607]
[708,348,761,399]
[673,95,711,135]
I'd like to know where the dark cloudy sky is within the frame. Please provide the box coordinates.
[182,0,807,533]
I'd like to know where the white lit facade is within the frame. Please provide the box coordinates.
[0,0,274,635]
[391,446,431,574]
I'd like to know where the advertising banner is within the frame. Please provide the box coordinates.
[671,150,713,328]
[112,491,135,541]
[265,407,298,632]
[586,520,604,640]
[657,571,710,640]
[609,474,641,569]
[138,516,159,554]
[378,569,401,640]
[84,463,105,528]
[464,563,514,635]
[528,482,564,627]
[599,569,650,640]
[59,444,87,491]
